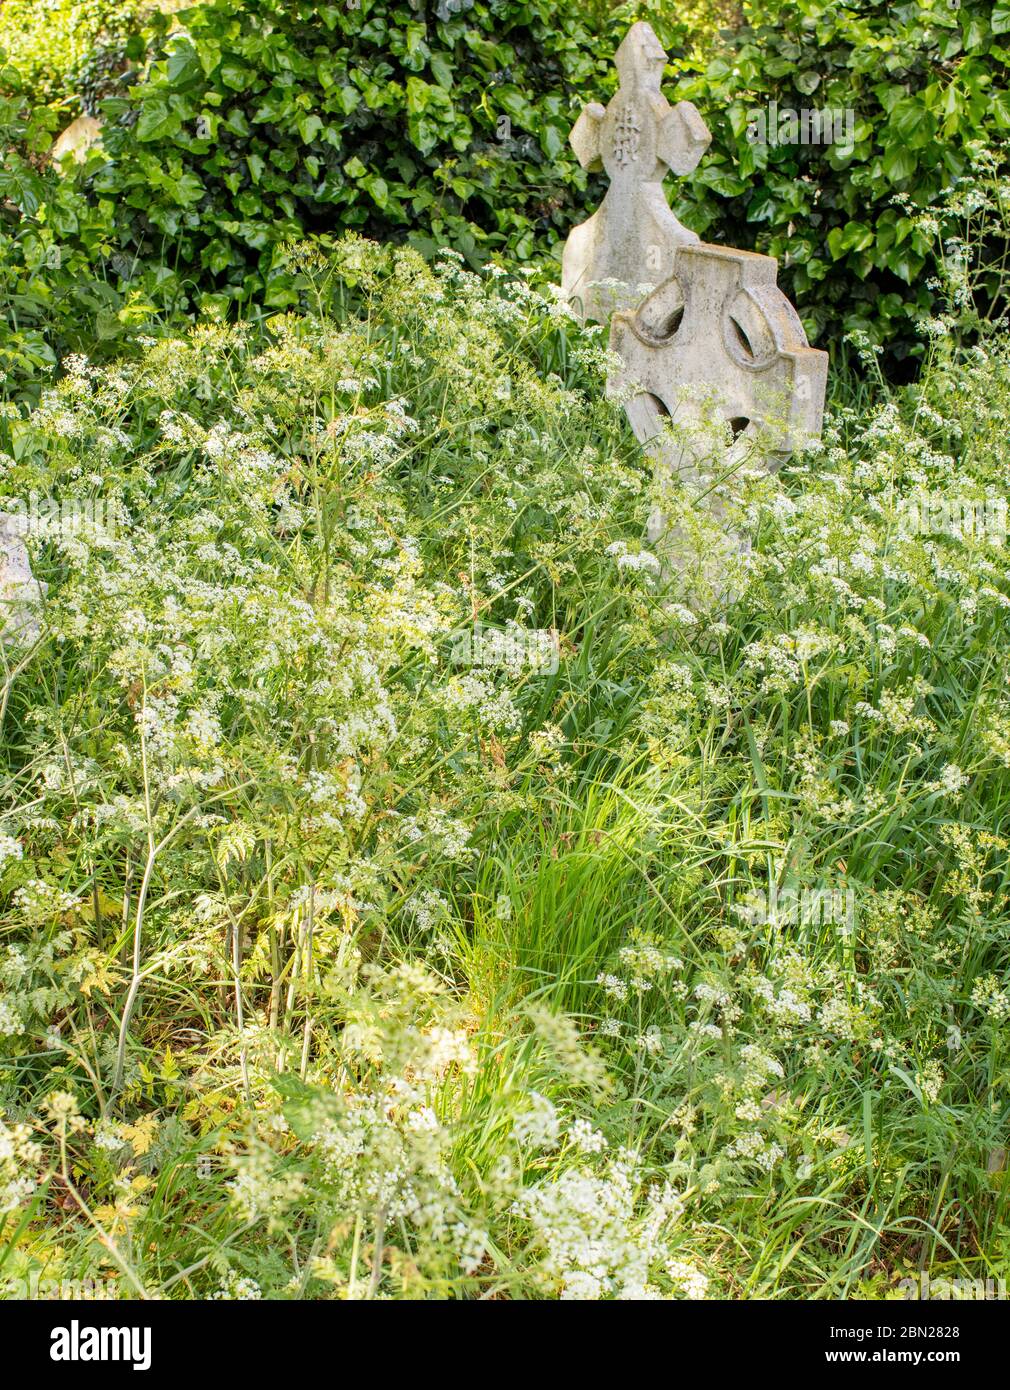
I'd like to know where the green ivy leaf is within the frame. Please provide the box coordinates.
[136,99,183,141]
[298,114,323,143]
[882,145,917,183]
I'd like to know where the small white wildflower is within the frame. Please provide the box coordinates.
[568,1118,607,1154]
[512,1092,561,1150]
[0,834,23,868]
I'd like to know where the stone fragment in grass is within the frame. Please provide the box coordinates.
[0,513,46,646]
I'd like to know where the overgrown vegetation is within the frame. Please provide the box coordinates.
[2,226,1010,1297]
[0,0,147,108]
[1,0,1009,1303]
[674,0,1010,365]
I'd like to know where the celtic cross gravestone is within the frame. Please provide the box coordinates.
[558,21,828,580]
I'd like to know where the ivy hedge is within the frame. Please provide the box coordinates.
[93,0,662,309]
[0,0,1007,400]
[673,0,1010,362]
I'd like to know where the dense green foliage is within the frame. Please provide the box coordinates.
[86,0,1009,359]
[0,1,1006,377]
[0,0,146,108]
[93,0,635,309]
[3,238,1010,1297]
[0,61,121,402]
[674,0,1010,362]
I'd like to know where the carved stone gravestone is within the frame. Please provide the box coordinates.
[558,21,828,587]
[561,21,711,325]
[609,246,828,576]
[609,242,828,463]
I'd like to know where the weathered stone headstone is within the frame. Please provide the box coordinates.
[0,514,45,645]
[561,21,711,325]
[608,245,828,580]
[558,21,828,590]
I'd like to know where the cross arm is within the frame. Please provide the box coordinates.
[569,102,607,172]
[656,101,711,177]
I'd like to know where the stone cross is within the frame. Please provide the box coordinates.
[561,21,711,325]
[607,243,828,580]
[557,21,829,596]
